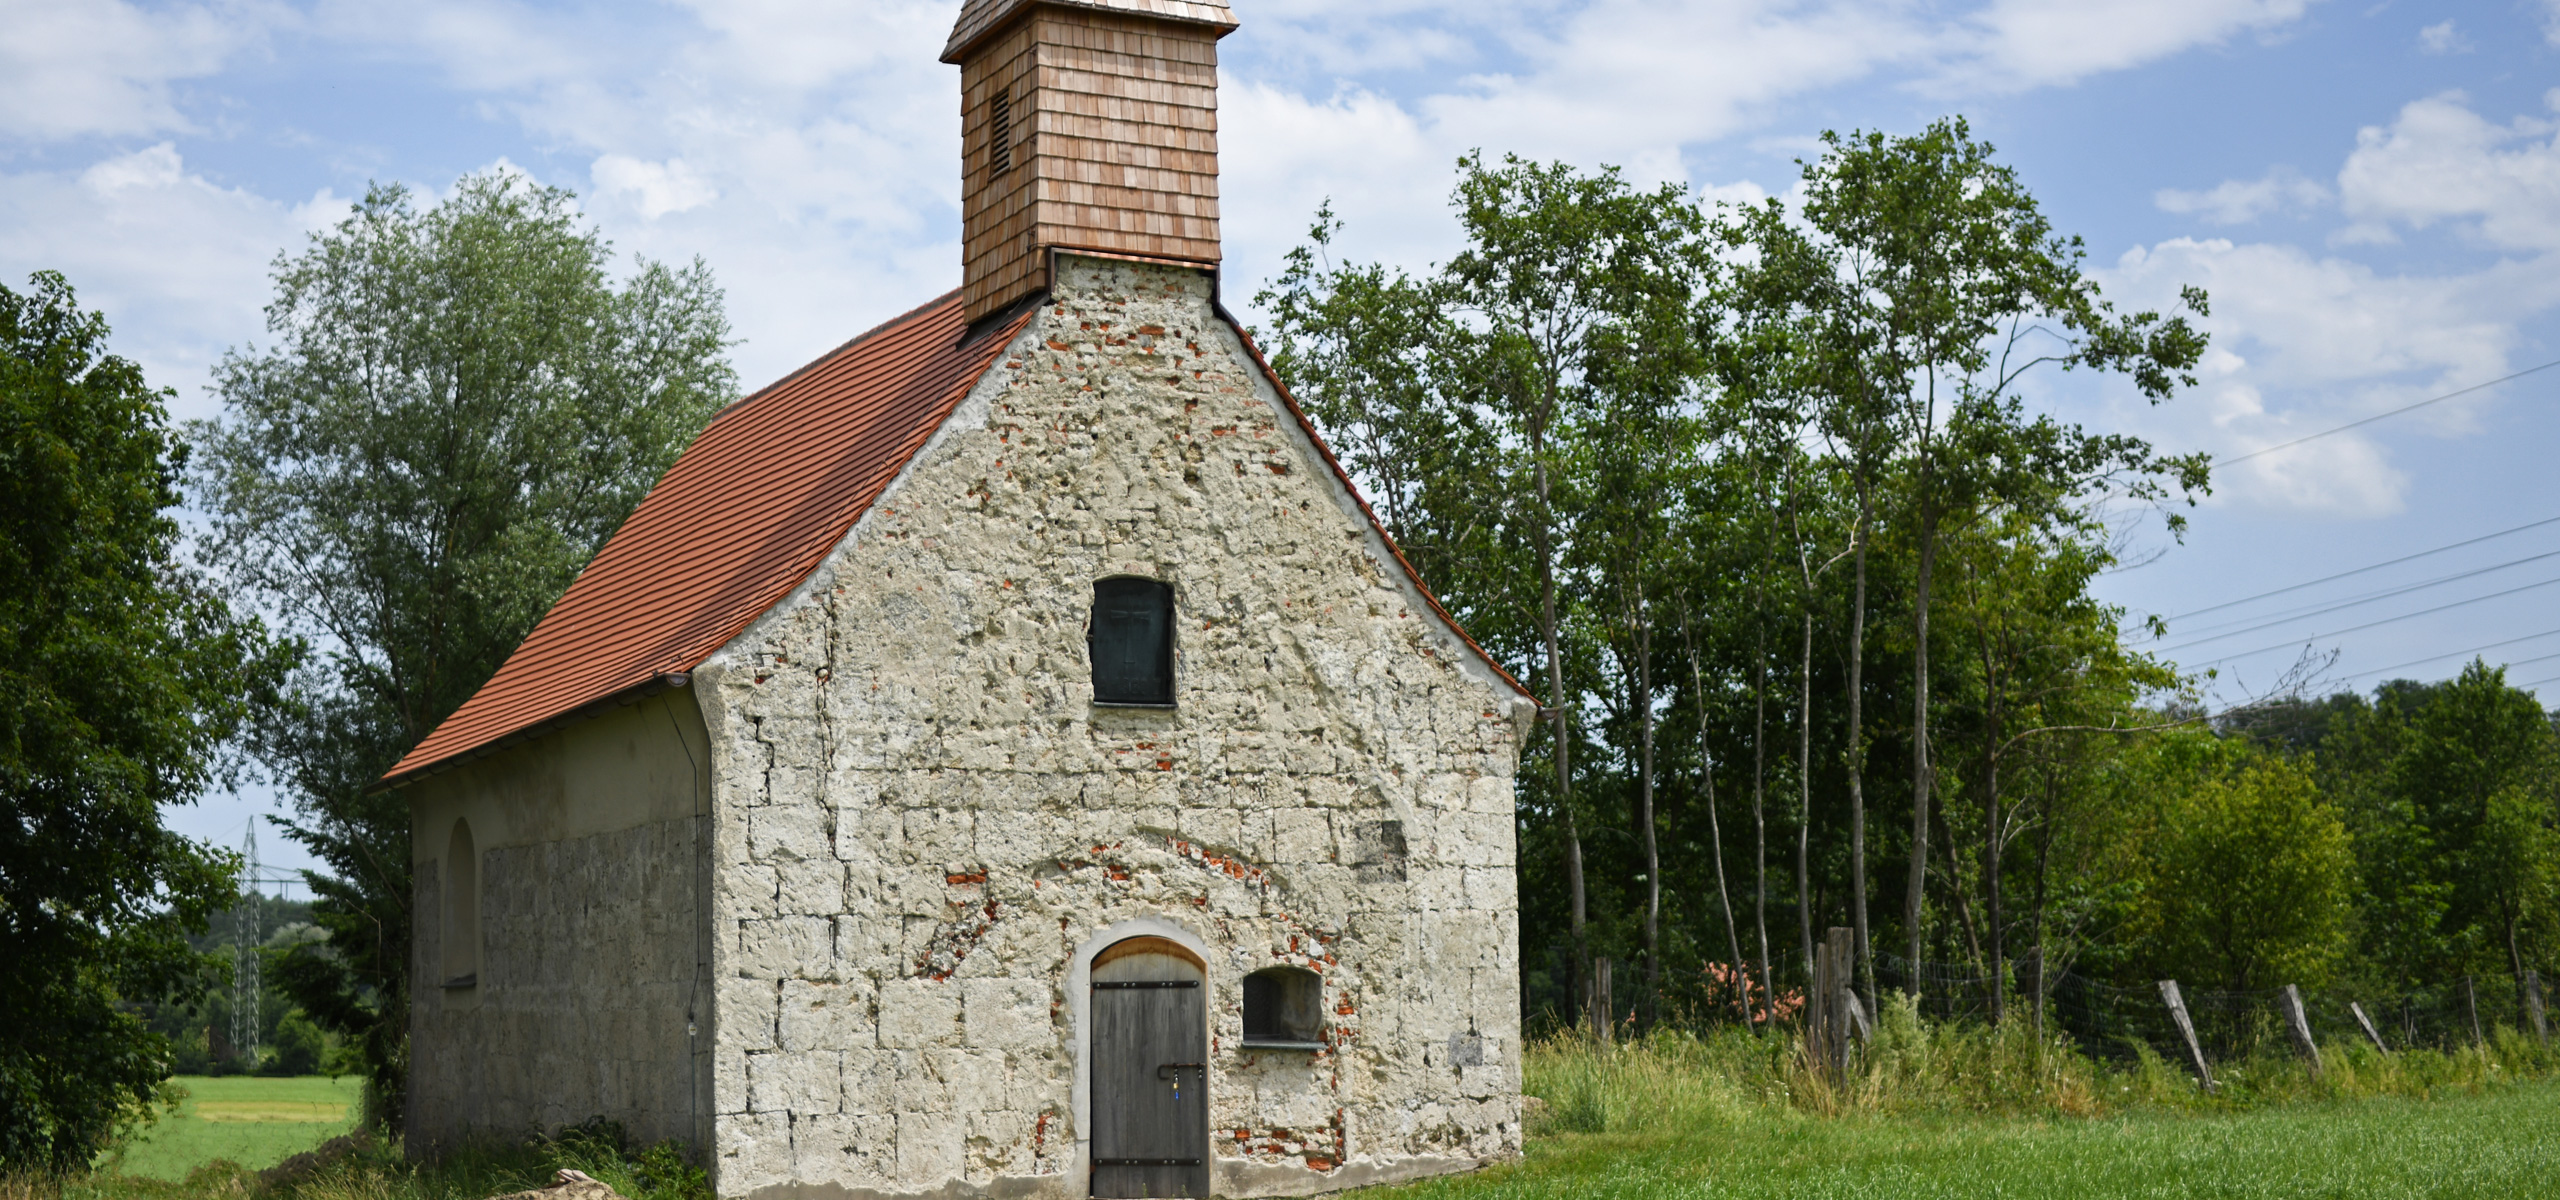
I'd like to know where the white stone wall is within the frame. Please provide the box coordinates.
[692,255,1531,1200]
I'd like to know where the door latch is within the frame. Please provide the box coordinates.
[1157,1062,1205,1099]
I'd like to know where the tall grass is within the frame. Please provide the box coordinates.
[1526,997,2560,1134]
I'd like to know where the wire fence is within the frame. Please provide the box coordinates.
[1544,944,2550,1071]
[1860,952,2546,1064]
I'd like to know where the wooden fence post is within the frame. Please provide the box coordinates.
[1589,957,1614,1045]
[1809,927,1857,1079]
[2157,980,2215,1093]
[2349,1001,2391,1054]
[2278,984,2322,1079]
[2462,975,2483,1047]
[2525,970,2550,1047]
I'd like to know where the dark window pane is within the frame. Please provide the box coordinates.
[1090,577,1173,705]
[1242,968,1321,1043]
[1242,972,1275,1040]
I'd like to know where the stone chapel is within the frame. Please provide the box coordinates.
[382,2,1535,1196]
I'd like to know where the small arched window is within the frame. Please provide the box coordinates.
[441,818,479,987]
[1089,577,1174,706]
[1242,967,1323,1048]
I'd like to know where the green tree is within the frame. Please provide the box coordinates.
[1792,119,2211,985]
[2130,738,2357,993]
[190,172,737,1124]
[0,271,290,1170]
[2385,662,2557,983]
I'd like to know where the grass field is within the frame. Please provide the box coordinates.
[106,1076,361,1181]
[26,1022,2556,1200]
[1377,1080,2560,1199]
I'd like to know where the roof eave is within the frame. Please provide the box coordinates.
[370,672,694,795]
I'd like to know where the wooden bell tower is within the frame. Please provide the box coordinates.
[943,0,1237,324]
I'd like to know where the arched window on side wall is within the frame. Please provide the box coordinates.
[1089,577,1174,706]
[442,818,479,987]
[1242,966,1323,1048]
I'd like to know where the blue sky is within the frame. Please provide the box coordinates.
[5,0,2558,879]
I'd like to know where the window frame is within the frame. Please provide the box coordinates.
[1087,576,1177,708]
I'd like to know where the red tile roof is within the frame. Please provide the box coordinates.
[381,278,1533,789]
[380,292,1031,787]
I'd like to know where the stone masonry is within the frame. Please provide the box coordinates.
[690,253,1533,1199]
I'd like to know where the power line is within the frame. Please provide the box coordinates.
[2185,574,2560,669]
[2160,513,2560,623]
[2158,545,2560,651]
[2218,357,2560,466]
[2332,627,2560,684]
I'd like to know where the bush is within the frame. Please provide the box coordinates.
[271,1016,324,1077]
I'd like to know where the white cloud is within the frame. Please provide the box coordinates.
[2100,237,2560,514]
[591,155,717,219]
[0,144,344,418]
[2416,20,2468,54]
[2155,168,2328,224]
[2336,91,2560,251]
[1945,0,2315,91]
[0,0,275,141]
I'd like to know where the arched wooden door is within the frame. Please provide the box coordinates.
[1090,936,1208,1198]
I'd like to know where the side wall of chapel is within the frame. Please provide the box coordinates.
[694,254,1530,1200]
[406,691,715,1156]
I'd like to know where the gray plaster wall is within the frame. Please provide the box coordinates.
[408,690,715,1154]
[693,255,1532,1200]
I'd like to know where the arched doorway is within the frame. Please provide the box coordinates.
[1089,936,1208,1198]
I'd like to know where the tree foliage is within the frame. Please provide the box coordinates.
[0,271,291,1170]
[189,172,736,1123]
[2121,736,2358,993]
[1261,125,2222,1029]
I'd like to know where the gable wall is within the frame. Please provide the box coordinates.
[694,254,1528,1199]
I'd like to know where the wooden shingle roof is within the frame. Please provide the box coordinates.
[379,294,1033,788]
[942,0,1238,62]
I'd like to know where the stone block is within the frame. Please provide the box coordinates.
[749,803,829,864]
[748,1049,842,1113]
[876,978,963,1048]
[1272,808,1331,864]
[718,1109,791,1192]
[776,858,848,915]
[718,975,780,1051]
[779,978,872,1052]
[736,916,833,980]
[962,977,1053,1053]
[894,1110,963,1184]
[842,1048,894,1114]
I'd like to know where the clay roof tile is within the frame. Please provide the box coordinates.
[379,293,1031,786]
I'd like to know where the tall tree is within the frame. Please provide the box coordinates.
[0,272,290,1170]
[1437,153,1708,1023]
[1795,120,2209,986]
[189,173,736,1122]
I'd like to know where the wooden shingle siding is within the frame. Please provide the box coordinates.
[957,2,1230,323]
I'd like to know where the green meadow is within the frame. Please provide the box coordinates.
[1377,1083,2560,1200]
[106,1077,361,1181]
[25,1030,2560,1200]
